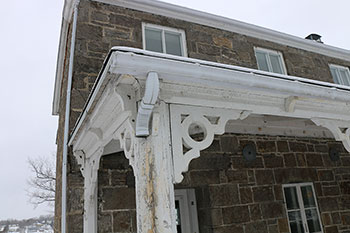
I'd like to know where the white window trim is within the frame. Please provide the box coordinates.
[254,47,287,74]
[282,182,323,233]
[329,64,350,86]
[142,22,188,57]
[175,189,199,233]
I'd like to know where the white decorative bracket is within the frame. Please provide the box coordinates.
[136,72,159,137]
[170,104,250,183]
[312,118,350,152]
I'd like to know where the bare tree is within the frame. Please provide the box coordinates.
[27,154,56,207]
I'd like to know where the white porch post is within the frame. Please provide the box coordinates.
[134,101,177,233]
[82,149,103,233]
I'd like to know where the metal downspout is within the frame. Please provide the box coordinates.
[62,2,79,232]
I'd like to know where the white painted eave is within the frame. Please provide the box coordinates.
[53,0,350,116]
[68,47,350,145]
[52,0,77,115]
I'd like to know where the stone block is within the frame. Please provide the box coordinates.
[197,43,221,56]
[67,187,84,213]
[332,212,341,224]
[212,225,244,233]
[288,142,307,152]
[318,170,335,181]
[189,153,231,170]
[213,36,232,49]
[268,224,279,233]
[315,144,328,153]
[220,136,239,153]
[318,197,339,212]
[340,181,350,195]
[257,141,277,153]
[100,152,129,170]
[67,214,83,233]
[253,186,274,202]
[323,186,340,196]
[101,187,136,210]
[283,153,297,167]
[113,211,132,232]
[231,156,264,169]
[245,221,268,233]
[208,184,240,207]
[91,10,109,23]
[97,213,112,233]
[342,157,350,166]
[109,13,141,28]
[341,212,350,225]
[222,205,250,224]
[274,168,318,183]
[264,155,284,168]
[306,153,324,167]
[210,208,223,226]
[274,185,284,201]
[110,170,127,186]
[261,202,285,219]
[249,204,262,221]
[98,170,110,186]
[226,170,248,183]
[240,187,253,204]
[322,213,332,225]
[255,169,274,185]
[76,23,103,41]
[190,170,221,186]
[325,226,339,233]
[278,218,289,232]
[277,141,289,152]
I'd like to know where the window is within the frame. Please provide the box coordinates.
[175,189,199,233]
[254,47,287,74]
[329,64,350,86]
[142,23,187,56]
[283,183,323,233]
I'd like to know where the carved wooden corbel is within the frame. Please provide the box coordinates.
[170,104,250,183]
[312,118,350,152]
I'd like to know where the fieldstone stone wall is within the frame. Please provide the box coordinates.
[94,134,350,233]
[55,0,350,232]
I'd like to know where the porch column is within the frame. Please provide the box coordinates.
[133,102,177,233]
[82,149,103,233]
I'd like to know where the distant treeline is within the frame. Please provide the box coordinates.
[0,214,53,228]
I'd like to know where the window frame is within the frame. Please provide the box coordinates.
[254,47,287,74]
[329,64,350,86]
[142,22,188,57]
[282,182,323,233]
[174,189,199,233]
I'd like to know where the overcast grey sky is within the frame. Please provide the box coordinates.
[0,0,349,221]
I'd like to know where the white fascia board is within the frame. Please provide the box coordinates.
[68,47,350,144]
[110,48,350,102]
[95,0,350,61]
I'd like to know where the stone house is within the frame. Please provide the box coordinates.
[52,0,350,233]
